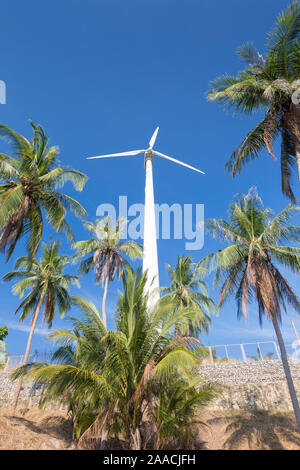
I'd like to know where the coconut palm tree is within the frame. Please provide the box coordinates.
[161,256,217,336]
[0,121,87,261]
[3,239,80,411]
[207,1,300,201]
[0,325,8,341]
[12,267,215,449]
[155,375,214,449]
[72,217,142,328]
[200,187,300,431]
[0,326,8,369]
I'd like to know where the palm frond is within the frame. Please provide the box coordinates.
[267,1,300,78]
[225,115,280,176]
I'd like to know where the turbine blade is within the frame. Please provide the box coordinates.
[87,150,146,159]
[149,127,159,148]
[153,151,205,174]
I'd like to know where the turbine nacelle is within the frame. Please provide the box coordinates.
[144,149,154,165]
[87,127,205,175]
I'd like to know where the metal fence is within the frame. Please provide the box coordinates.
[2,340,300,369]
[202,340,300,365]
[1,353,53,371]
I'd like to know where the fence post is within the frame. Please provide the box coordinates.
[240,344,247,362]
[3,356,9,371]
[224,345,229,361]
[257,343,263,360]
[208,346,214,365]
[273,341,280,359]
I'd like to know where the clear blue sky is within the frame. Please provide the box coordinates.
[1,0,300,359]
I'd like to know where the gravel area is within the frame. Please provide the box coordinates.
[200,359,300,385]
[2,360,300,411]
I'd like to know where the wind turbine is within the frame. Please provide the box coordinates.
[87,127,205,310]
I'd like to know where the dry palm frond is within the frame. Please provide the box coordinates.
[78,404,115,449]
[263,111,279,160]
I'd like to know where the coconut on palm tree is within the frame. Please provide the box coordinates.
[200,187,300,431]
[0,121,87,261]
[207,1,300,201]
[161,255,217,336]
[3,239,80,411]
[12,267,215,449]
[72,217,142,328]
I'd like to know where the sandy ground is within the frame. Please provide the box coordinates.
[198,410,300,450]
[0,408,74,450]
[0,408,300,450]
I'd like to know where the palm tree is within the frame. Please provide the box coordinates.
[207,1,300,201]
[12,267,215,449]
[0,325,8,341]
[72,217,142,328]
[0,121,87,261]
[155,375,214,449]
[3,239,79,411]
[0,326,8,369]
[200,187,300,431]
[161,255,217,336]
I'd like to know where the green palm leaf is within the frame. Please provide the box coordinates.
[0,121,87,260]
[207,1,300,199]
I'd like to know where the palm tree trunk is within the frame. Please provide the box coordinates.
[99,427,108,450]
[272,315,300,432]
[284,103,300,181]
[102,277,109,329]
[99,283,109,448]
[12,293,44,413]
[99,407,111,450]
[130,427,142,450]
[295,143,300,182]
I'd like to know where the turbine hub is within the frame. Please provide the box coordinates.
[144,149,153,168]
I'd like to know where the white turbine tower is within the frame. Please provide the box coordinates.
[87,127,205,310]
